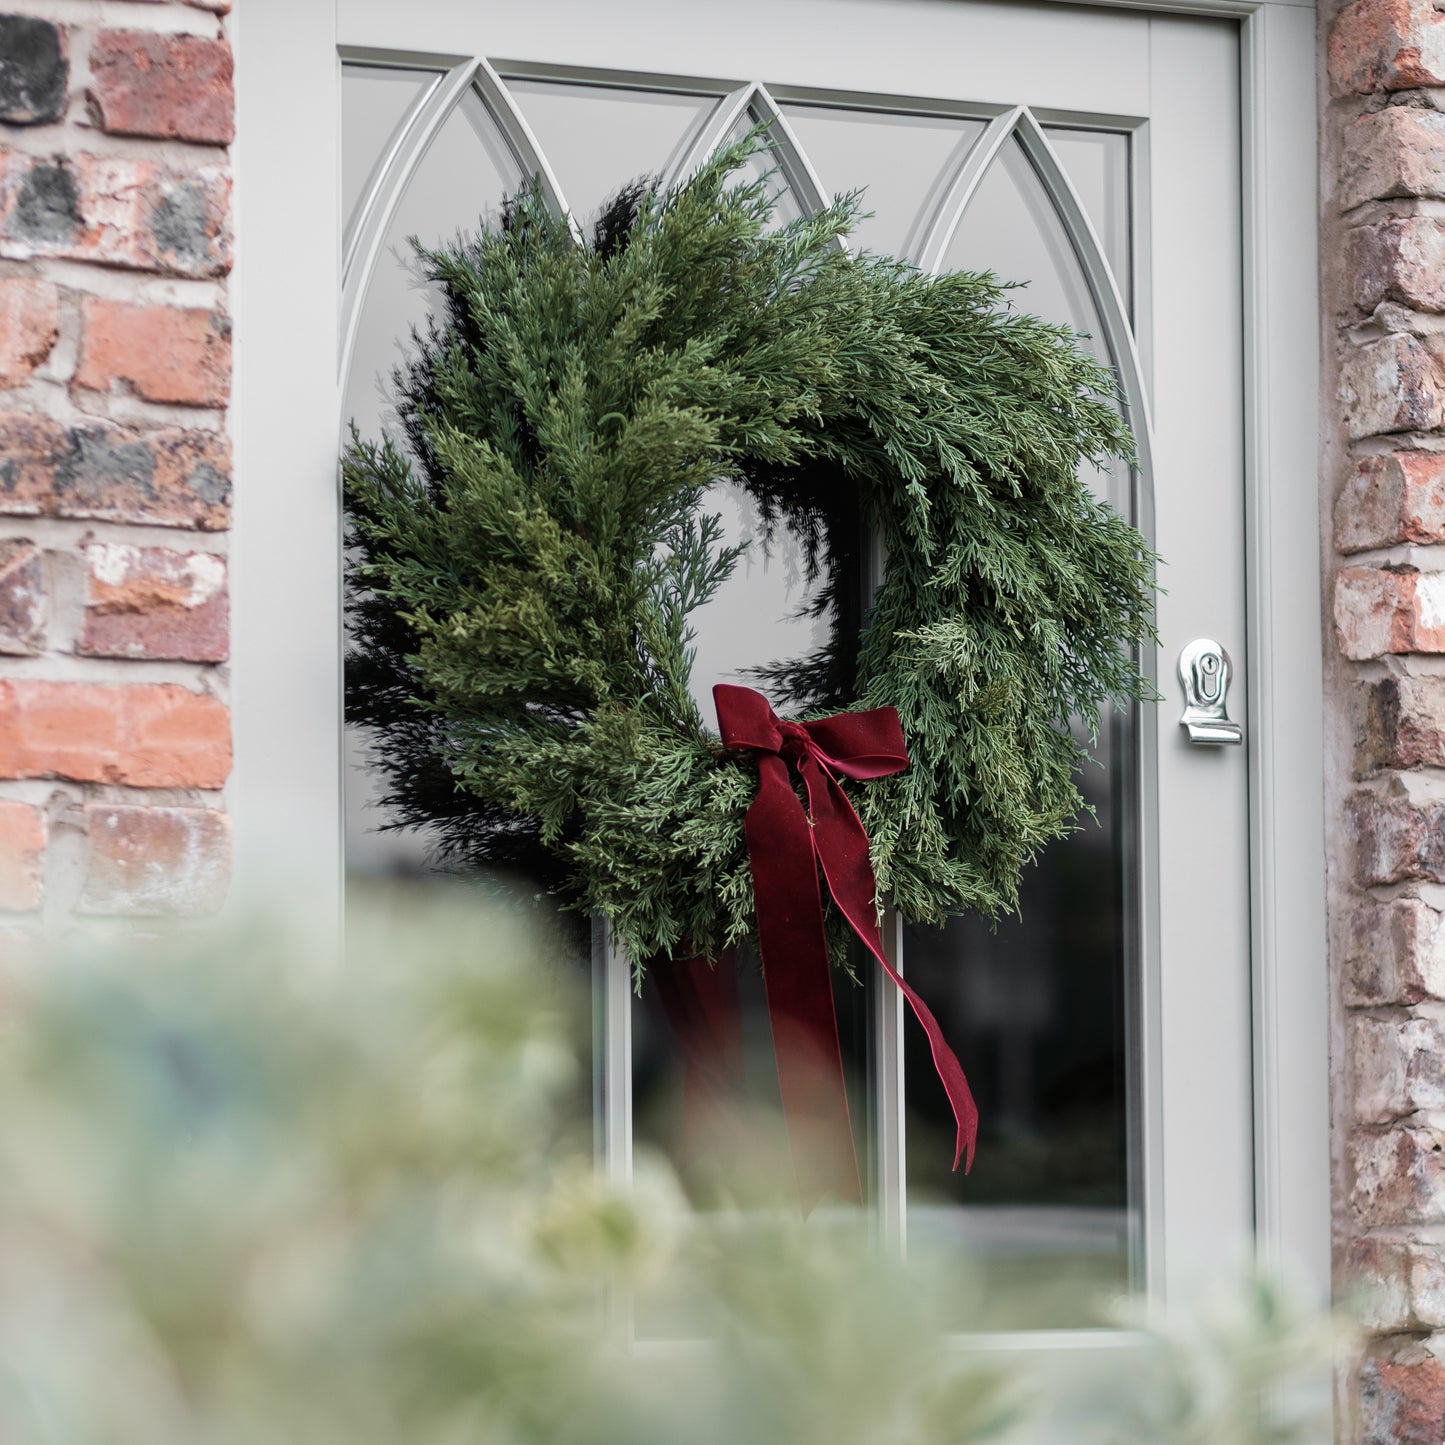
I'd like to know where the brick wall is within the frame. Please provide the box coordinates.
[0,4,233,959]
[1326,1,1445,1437]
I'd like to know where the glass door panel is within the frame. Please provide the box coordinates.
[340,53,1155,1338]
[342,72,522,880]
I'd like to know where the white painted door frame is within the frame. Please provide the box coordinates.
[229,0,1326,1318]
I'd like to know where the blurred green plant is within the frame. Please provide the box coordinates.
[0,891,1335,1444]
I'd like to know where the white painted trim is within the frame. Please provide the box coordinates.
[228,0,343,924]
[1238,3,1329,1311]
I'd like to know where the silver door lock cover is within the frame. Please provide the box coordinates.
[1178,638,1242,746]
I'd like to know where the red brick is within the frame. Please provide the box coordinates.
[80,542,227,662]
[1352,1123,1445,1226]
[0,152,230,278]
[75,298,229,406]
[1335,566,1445,659]
[1356,676,1445,773]
[0,277,58,388]
[0,680,230,789]
[1337,452,1445,552]
[1338,107,1445,211]
[81,804,229,916]
[1360,1339,1445,1445]
[1340,335,1445,440]
[0,799,44,912]
[0,413,230,530]
[1351,219,1445,315]
[1330,0,1445,95]
[0,539,45,655]
[89,30,233,146]
[1347,783,1445,886]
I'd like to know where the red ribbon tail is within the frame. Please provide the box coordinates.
[650,949,744,1146]
[801,756,979,1175]
[748,753,862,1210]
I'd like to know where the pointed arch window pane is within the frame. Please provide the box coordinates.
[719,108,803,229]
[941,133,1108,366]
[906,125,1137,1333]
[777,103,984,260]
[502,79,717,226]
[343,86,522,880]
[341,64,436,245]
[343,86,522,449]
[1042,126,1131,318]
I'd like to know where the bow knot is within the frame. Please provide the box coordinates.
[710,684,978,1206]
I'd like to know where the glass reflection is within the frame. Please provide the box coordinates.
[1042,126,1132,319]
[778,103,984,259]
[341,64,434,248]
[943,134,1108,366]
[503,78,717,225]
[344,86,522,880]
[909,124,1137,1329]
[635,468,870,1333]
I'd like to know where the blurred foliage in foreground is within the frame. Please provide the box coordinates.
[0,890,1335,1444]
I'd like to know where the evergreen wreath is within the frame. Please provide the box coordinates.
[343,136,1155,975]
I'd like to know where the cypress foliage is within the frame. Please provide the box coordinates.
[343,136,1155,971]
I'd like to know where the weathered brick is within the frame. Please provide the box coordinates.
[1330,0,1445,95]
[75,298,230,406]
[1356,1017,1412,1124]
[1352,1124,1445,1226]
[1343,896,1445,1005]
[0,16,67,125]
[80,541,227,662]
[0,680,230,789]
[0,413,230,530]
[0,538,45,655]
[1335,566,1445,659]
[1355,1015,1445,1123]
[1357,675,1445,772]
[80,804,229,916]
[89,30,233,146]
[1351,219,1445,315]
[0,277,58,388]
[1347,783,1445,886]
[1340,335,1445,440]
[1360,1337,1445,1445]
[1344,1235,1413,1333]
[0,152,230,278]
[1338,107,1445,211]
[1337,452,1445,552]
[0,799,45,912]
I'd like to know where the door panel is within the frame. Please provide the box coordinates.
[338,0,1253,1326]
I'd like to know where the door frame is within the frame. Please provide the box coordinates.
[228,0,1327,1311]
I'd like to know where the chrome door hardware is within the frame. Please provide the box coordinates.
[1177,638,1242,746]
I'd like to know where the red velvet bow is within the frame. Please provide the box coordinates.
[712,683,978,1205]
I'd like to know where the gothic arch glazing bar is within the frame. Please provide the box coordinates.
[341,61,443,276]
[339,56,574,387]
[661,81,758,189]
[913,107,1021,273]
[917,107,1154,503]
[1012,109,1155,494]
